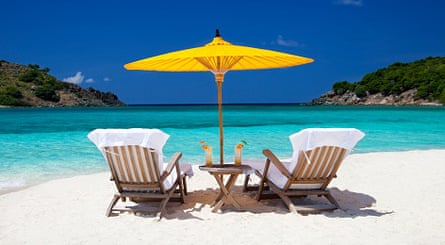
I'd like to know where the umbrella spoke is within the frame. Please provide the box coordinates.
[195,56,243,73]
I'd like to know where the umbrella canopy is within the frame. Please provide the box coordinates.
[124,30,314,164]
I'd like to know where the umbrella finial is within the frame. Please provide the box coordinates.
[215,29,221,37]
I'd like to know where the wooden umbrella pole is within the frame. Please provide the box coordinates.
[215,73,224,165]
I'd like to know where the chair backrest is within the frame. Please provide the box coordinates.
[286,146,347,190]
[104,145,165,193]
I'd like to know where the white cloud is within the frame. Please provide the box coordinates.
[104,77,111,82]
[276,35,301,47]
[335,0,363,6]
[63,72,84,84]
[63,72,95,84]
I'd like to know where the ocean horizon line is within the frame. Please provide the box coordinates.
[124,103,445,110]
[128,102,310,106]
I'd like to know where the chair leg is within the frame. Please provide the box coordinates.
[178,179,185,204]
[159,199,168,220]
[266,183,297,213]
[106,194,120,217]
[325,191,340,209]
[158,185,178,220]
[256,178,266,201]
[182,176,188,196]
[277,193,297,213]
[243,174,250,192]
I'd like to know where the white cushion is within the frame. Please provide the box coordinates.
[246,160,292,189]
[162,163,194,190]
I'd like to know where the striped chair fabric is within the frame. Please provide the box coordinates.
[104,145,165,191]
[103,145,184,218]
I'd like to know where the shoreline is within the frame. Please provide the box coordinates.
[1,149,445,244]
[1,148,444,197]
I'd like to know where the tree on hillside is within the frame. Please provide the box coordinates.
[331,56,445,103]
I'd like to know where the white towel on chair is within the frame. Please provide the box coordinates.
[289,128,365,169]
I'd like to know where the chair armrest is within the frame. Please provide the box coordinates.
[262,149,292,179]
[161,152,182,180]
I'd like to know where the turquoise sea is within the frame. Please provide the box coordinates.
[1,105,445,194]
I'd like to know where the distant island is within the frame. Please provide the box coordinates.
[0,60,125,107]
[311,56,445,106]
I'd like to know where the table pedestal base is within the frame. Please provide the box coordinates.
[199,164,252,213]
[209,173,241,212]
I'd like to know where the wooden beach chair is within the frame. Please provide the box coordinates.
[103,145,185,218]
[245,128,365,213]
[254,146,348,213]
[87,128,193,196]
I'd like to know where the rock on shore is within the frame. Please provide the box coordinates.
[311,89,442,106]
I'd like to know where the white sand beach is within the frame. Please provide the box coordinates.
[1,150,445,244]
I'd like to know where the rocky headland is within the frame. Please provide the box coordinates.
[311,56,444,106]
[0,60,125,107]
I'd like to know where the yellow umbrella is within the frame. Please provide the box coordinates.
[124,30,314,164]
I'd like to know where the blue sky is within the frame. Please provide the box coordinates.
[1,0,444,105]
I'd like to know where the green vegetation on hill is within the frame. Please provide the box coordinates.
[332,57,445,104]
[0,60,125,107]
[0,62,67,106]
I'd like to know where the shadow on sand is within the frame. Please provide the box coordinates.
[122,185,392,220]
